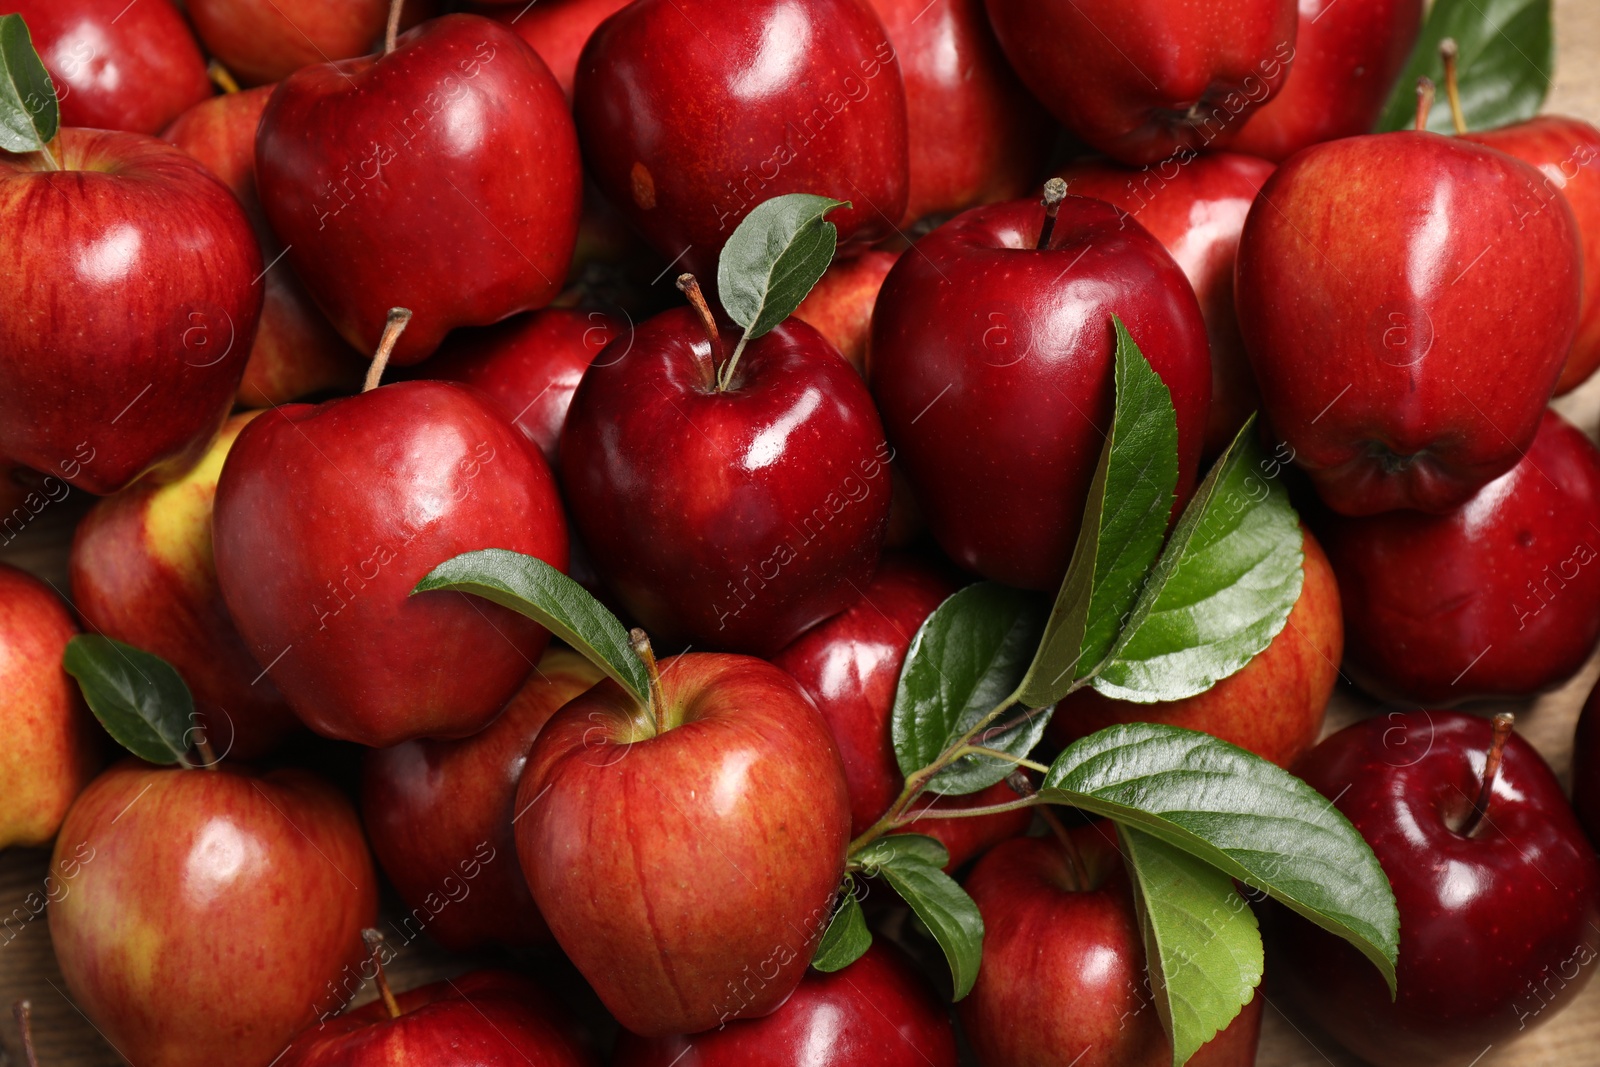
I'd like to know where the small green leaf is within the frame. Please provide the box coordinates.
[1017,317,1179,707]
[0,14,58,154]
[1041,723,1399,996]
[854,834,983,999]
[812,876,871,973]
[891,583,1050,796]
[1091,421,1303,703]
[62,635,195,765]
[1121,826,1263,1067]
[413,549,651,708]
[717,193,847,341]
[1377,0,1552,133]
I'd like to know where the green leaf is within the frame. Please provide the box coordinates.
[1121,826,1263,1067]
[0,14,58,154]
[1091,421,1303,703]
[717,193,847,342]
[1041,723,1399,996]
[811,876,871,973]
[1017,317,1179,708]
[413,549,651,708]
[890,583,1050,797]
[854,834,983,999]
[62,635,195,766]
[1377,0,1552,134]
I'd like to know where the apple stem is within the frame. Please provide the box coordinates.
[675,274,723,386]
[362,307,413,393]
[207,60,241,95]
[1414,77,1436,133]
[13,1000,40,1067]
[385,0,405,54]
[629,628,668,734]
[1462,712,1515,837]
[1037,177,1068,250]
[34,138,60,173]
[193,729,220,771]
[1439,38,1468,135]
[361,928,403,1020]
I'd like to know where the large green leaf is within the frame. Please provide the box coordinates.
[413,549,651,708]
[1378,0,1552,133]
[0,14,56,155]
[1121,826,1263,1067]
[811,876,871,973]
[853,835,983,999]
[62,636,195,765]
[891,583,1050,796]
[717,193,846,343]
[1041,724,1398,995]
[1091,422,1303,703]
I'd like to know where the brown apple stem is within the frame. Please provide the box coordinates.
[1007,771,1087,889]
[361,929,403,1020]
[1414,77,1437,133]
[1439,38,1468,135]
[385,0,405,54]
[1461,712,1515,837]
[207,60,241,95]
[1037,177,1068,250]
[362,307,413,393]
[629,628,668,734]
[34,139,60,172]
[13,1000,40,1067]
[675,274,722,384]
[193,729,220,770]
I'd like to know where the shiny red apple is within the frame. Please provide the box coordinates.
[793,249,899,377]
[187,0,390,87]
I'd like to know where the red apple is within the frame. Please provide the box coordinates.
[515,652,851,1036]
[1574,682,1600,847]
[1319,410,1600,705]
[962,826,1264,1066]
[1057,151,1274,455]
[614,942,957,1066]
[772,555,1031,869]
[163,86,362,407]
[361,647,602,951]
[869,194,1211,590]
[3,0,210,134]
[560,309,892,656]
[1235,126,1583,515]
[985,0,1297,165]
[0,130,261,495]
[572,0,909,279]
[49,759,378,1067]
[475,0,630,101]
[1272,712,1600,1066]
[792,248,899,377]
[1231,0,1424,161]
[0,564,100,849]
[187,0,390,87]
[425,308,624,467]
[213,379,569,747]
[256,15,582,365]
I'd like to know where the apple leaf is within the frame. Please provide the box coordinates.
[62,635,196,766]
[1121,826,1263,1067]
[811,876,871,973]
[853,834,983,999]
[0,14,57,154]
[1089,420,1303,704]
[413,549,651,709]
[1016,317,1179,709]
[890,582,1051,797]
[1040,723,1399,996]
[717,193,847,344]
[1377,0,1552,134]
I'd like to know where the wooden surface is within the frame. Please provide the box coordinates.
[6,3,1600,1064]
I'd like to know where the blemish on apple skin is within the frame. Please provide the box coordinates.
[631,163,657,210]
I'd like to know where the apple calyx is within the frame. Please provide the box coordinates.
[12,999,40,1067]
[1460,712,1515,837]
[674,273,722,386]
[1415,77,1437,133]
[361,928,404,1020]
[628,627,669,736]
[1439,39,1469,135]
[1037,177,1068,250]
[362,307,414,393]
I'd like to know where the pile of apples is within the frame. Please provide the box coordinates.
[3,0,1600,1065]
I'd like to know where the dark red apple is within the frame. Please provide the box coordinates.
[792,249,899,377]
[256,15,582,365]
[187,0,390,87]
[213,380,569,747]
[1057,151,1274,455]
[869,194,1211,590]
[1272,712,1600,1066]
[2,0,211,134]
[1318,410,1600,705]
[1574,682,1600,847]
[985,0,1297,165]
[0,129,261,495]
[515,652,851,1036]
[475,0,630,101]
[572,0,909,279]
[614,942,957,1066]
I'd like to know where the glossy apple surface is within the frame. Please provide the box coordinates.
[1236,131,1582,515]
[257,15,582,364]
[614,942,957,1066]
[516,653,851,1036]
[561,310,891,656]
[362,647,602,951]
[793,249,899,376]
[187,0,390,86]
[477,0,630,100]
[1273,712,1600,1067]
[49,760,378,1067]
[0,129,261,495]
[1319,410,1600,704]
[869,195,1210,590]
[214,380,569,747]
[573,0,908,279]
